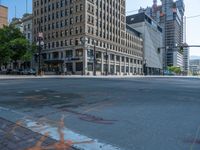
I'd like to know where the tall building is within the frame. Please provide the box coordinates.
[126,12,163,75]
[0,4,8,28]
[140,0,185,70]
[32,0,143,75]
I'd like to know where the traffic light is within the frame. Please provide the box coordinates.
[157,48,161,54]
[179,46,184,53]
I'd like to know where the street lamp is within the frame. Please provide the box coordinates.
[80,37,88,75]
[143,59,147,75]
[36,33,44,75]
[93,40,97,76]
[157,46,169,75]
[105,48,108,76]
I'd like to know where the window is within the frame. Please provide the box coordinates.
[76,62,83,71]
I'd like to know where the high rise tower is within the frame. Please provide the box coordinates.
[144,0,185,69]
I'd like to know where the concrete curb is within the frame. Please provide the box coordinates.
[0,75,199,80]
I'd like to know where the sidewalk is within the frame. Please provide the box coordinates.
[0,117,75,150]
[0,75,199,80]
[0,75,143,80]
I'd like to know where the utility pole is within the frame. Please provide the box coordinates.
[15,6,16,18]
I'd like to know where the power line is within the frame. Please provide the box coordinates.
[126,9,139,14]
[186,15,200,19]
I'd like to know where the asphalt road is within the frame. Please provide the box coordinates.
[0,77,200,150]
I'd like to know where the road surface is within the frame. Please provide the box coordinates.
[0,77,200,150]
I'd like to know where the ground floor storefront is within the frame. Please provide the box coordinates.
[39,47,143,75]
[42,61,143,76]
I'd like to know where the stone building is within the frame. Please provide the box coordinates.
[33,0,143,75]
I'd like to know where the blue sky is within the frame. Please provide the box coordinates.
[1,0,200,56]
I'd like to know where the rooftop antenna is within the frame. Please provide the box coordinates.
[26,0,28,13]
[15,6,16,18]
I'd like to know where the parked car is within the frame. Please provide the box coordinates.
[28,69,36,75]
[17,69,24,75]
[6,69,13,75]
[21,69,36,75]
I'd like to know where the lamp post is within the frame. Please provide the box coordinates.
[105,48,108,76]
[36,29,44,75]
[157,46,169,75]
[80,37,88,75]
[93,40,96,76]
[143,59,147,75]
[36,40,44,75]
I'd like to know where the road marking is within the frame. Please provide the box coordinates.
[54,95,61,98]
[190,126,200,150]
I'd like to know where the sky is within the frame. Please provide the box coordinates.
[1,0,200,57]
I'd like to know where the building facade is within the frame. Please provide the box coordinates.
[0,5,8,28]
[32,0,143,75]
[22,14,34,43]
[126,12,163,75]
[10,18,23,32]
[182,43,189,75]
[189,59,200,75]
[10,14,33,42]
[140,0,185,70]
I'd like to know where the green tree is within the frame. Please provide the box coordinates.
[0,25,35,69]
[9,38,28,62]
[167,66,181,75]
[174,67,181,74]
[0,44,11,67]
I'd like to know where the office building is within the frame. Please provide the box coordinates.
[32,0,143,75]
[140,0,185,69]
[127,12,163,75]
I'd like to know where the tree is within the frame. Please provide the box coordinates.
[0,44,11,67]
[167,66,181,75]
[9,38,29,62]
[174,67,181,74]
[0,25,35,69]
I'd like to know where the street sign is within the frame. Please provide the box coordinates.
[38,32,44,38]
